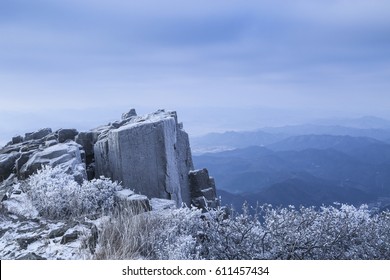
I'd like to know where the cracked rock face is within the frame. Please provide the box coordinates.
[0,108,217,209]
[94,110,194,206]
[0,108,220,259]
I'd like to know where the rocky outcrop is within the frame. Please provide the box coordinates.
[115,189,151,213]
[58,128,78,143]
[19,142,86,182]
[0,152,20,182]
[189,168,219,210]
[0,108,217,209]
[93,109,194,206]
[24,128,52,141]
[0,129,87,185]
[0,108,221,260]
[0,200,98,260]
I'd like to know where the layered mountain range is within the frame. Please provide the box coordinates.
[192,117,390,211]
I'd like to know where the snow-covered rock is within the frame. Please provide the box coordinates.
[189,168,219,209]
[0,152,21,182]
[24,128,52,141]
[115,189,151,213]
[0,191,96,260]
[58,128,78,143]
[0,108,218,210]
[19,142,87,181]
[150,198,177,211]
[94,109,194,206]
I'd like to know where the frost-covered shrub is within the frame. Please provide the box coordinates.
[194,204,266,260]
[95,203,390,260]
[148,207,204,260]
[26,165,121,219]
[95,206,204,260]
[260,204,390,260]
[95,204,266,260]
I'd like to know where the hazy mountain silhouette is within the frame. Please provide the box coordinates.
[191,117,390,154]
[194,137,390,208]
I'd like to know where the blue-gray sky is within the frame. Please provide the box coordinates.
[1,0,390,145]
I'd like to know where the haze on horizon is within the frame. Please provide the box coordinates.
[1,0,390,145]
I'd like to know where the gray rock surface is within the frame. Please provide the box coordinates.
[94,110,194,206]
[189,168,219,209]
[60,231,79,245]
[25,128,52,141]
[0,152,20,182]
[19,142,86,181]
[75,131,96,158]
[12,135,23,145]
[58,128,78,143]
[1,108,218,212]
[150,198,177,211]
[115,189,151,213]
[15,152,34,178]
[122,108,137,120]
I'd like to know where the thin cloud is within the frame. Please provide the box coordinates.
[0,0,390,143]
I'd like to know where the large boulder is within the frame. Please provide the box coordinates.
[94,110,194,206]
[115,189,151,213]
[15,151,34,178]
[189,168,219,209]
[58,129,78,143]
[0,152,21,182]
[24,128,52,141]
[121,108,137,120]
[12,135,23,145]
[75,131,96,158]
[19,142,87,181]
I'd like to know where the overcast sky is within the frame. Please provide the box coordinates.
[1,0,390,145]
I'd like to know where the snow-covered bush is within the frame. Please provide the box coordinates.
[148,207,204,260]
[193,204,266,260]
[94,206,204,260]
[94,202,390,260]
[95,204,266,260]
[25,165,121,219]
[261,204,390,260]
[94,206,154,260]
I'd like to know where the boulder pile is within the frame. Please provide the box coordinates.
[0,109,219,208]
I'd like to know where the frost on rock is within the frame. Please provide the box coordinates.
[1,108,218,210]
[20,142,87,182]
[0,108,220,260]
[150,198,177,211]
[94,109,195,206]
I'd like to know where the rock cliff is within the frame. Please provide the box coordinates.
[93,109,194,206]
[0,109,218,208]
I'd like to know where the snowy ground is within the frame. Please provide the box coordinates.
[0,191,97,260]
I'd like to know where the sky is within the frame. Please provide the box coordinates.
[1,0,390,145]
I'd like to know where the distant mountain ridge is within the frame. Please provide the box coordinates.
[191,116,390,154]
[313,116,390,129]
[194,132,390,209]
[268,134,390,165]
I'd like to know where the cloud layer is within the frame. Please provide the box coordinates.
[1,0,390,143]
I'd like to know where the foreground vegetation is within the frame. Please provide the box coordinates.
[94,203,390,260]
[21,166,390,260]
